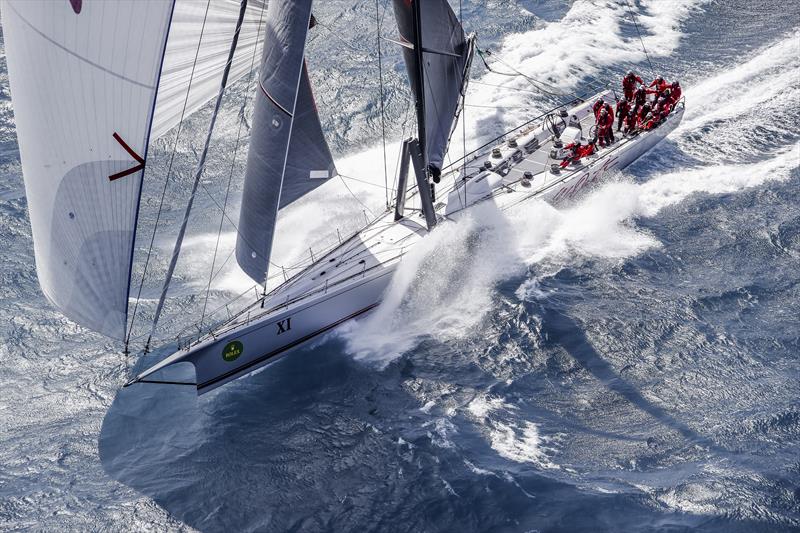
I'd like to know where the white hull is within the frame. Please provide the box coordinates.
[129,93,685,394]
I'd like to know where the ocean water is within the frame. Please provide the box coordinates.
[1,1,799,532]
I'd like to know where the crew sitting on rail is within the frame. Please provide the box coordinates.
[622,70,644,101]
[641,112,658,131]
[667,81,681,108]
[637,102,652,124]
[623,109,639,134]
[559,140,596,168]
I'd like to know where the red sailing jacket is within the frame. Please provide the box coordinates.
[623,74,643,92]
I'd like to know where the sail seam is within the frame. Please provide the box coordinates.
[258,80,294,117]
[5,2,157,90]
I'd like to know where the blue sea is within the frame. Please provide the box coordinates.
[1,1,799,531]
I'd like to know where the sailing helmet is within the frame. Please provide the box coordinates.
[673,80,680,87]
[627,70,634,77]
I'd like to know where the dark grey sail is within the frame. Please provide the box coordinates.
[392,0,472,171]
[281,62,337,207]
[237,0,336,283]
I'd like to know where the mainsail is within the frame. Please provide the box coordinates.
[236,0,336,283]
[392,0,473,171]
[1,0,175,339]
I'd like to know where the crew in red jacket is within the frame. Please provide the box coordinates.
[559,141,581,168]
[622,71,644,100]
[624,109,638,134]
[648,76,670,96]
[637,102,652,123]
[597,108,614,147]
[593,98,605,119]
[641,112,657,130]
[653,96,671,123]
[632,86,647,114]
[559,141,596,167]
[668,81,682,108]
[615,98,630,131]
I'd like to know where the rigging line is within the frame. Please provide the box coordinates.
[147,0,250,352]
[201,0,266,327]
[624,0,656,76]
[313,20,375,59]
[375,0,390,209]
[459,0,468,210]
[126,0,213,348]
[338,172,390,190]
[339,173,376,218]
[475,47,566,97]
[464,103,532,110]
[196,179,283,270]
[471,80,543,94]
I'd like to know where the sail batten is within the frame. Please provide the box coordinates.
[1,0,175,339]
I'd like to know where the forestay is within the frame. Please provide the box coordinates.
[0,0,174,339]
[236,0,336,284]
[392,0,472,171]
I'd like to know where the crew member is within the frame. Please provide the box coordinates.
[559,140,596,167]
[615,98,630,131]
[597,108,614,147]
[648,75,669,97]
[559,141,581,168]
[593,98,605,119]
[637,102,651,124]
[632,86,647,114]
[622,71,643,101]
[668,81,681,107]
[624,109,638,134]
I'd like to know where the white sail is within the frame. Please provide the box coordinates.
[0,0,174,339]
[151,0,267,140]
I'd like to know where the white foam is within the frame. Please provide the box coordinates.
[466,395,559,469]
[676,31,800,156]
[342,202,524,368]
[457,0,706,157]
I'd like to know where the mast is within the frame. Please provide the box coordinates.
[147,0,250,350]
[411,0,427,169]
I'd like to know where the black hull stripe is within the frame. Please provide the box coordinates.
[197,302,380,391]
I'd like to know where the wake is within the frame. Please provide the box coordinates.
[344,30,800,366]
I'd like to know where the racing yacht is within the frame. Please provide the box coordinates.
[1,0,683,395]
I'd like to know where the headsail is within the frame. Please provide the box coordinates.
[0,0,174,339]
[236,0,336,284]
[392,0,473,171]
[282,62,338,207]
[151,0,268,140]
